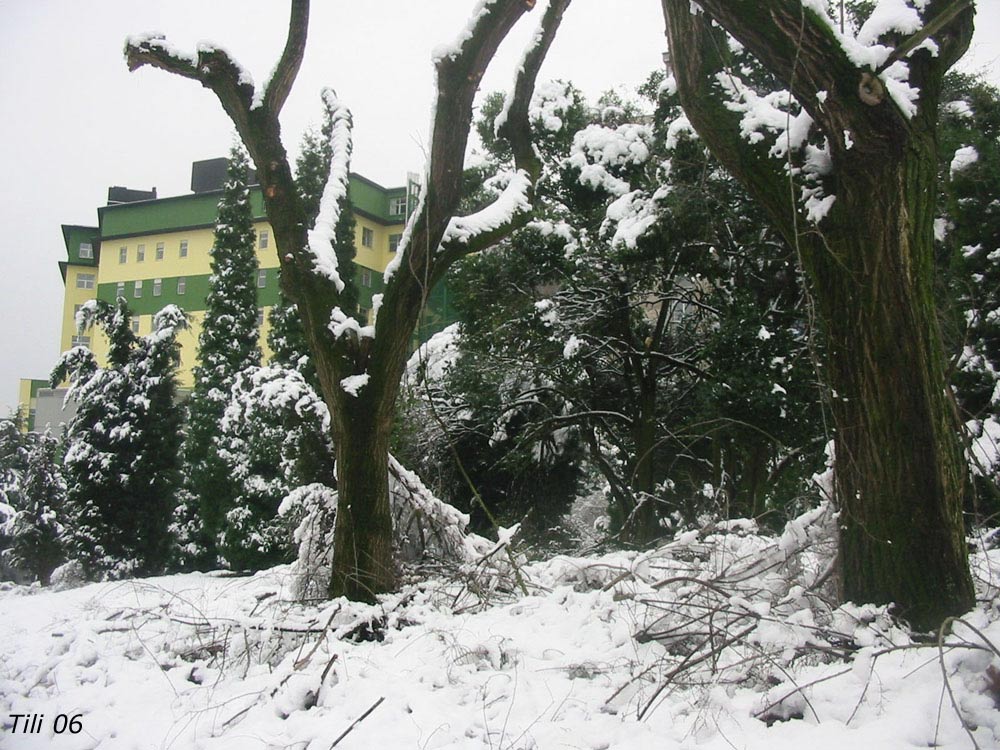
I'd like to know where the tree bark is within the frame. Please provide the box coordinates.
[817,140,974,629]
[660,0,976,629]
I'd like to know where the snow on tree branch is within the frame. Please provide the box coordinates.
[386,0,570,283]
[307,89,353,292]
[441,170,533,246]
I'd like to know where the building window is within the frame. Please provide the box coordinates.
[137,244,146,262]
[71,335,91,348]
[134,280,143,298]
[132,318,140,334]
[177,277,186,294]
[179,240,188,258]
[119,246,127,264]
[257,308,265,326]
[259,230,269,249]
[358,306,370,324]
[76,273,95,289]
[389,196,407,216]
[361,227,374,248]
[389,233,402,253]
[116,282,125,298]
[153,278,162,297]
[155,242,164,260]
[79,242,93,259]
[257,269,267,288]
[360,267,372,288]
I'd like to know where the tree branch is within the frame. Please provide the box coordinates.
[124,35,255,141]
[263,0,310,115]
[435,0,572,271]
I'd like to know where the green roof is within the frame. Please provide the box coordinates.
[96,174,407,241]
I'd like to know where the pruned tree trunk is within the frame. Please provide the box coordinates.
[660,0,976,629]
[818,142,973,628]
[125,0,571,600]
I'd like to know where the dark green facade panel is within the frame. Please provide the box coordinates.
[96,267,281,316]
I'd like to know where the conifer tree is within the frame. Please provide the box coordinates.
[53,301,187,579]
[4,431,66,583]
[184,144,261,565]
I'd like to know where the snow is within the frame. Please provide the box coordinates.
[441,169,533,246]
[567,123,653,196]
[527,79,576,133]
[124,32,198,67]
[430,0,494,62]
[306,89,353,292]
[2,509,998,749]
[339,373,369,398]
[950,144,980,177]
[856,0,922,46]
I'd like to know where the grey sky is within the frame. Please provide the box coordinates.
[1,1,998,414]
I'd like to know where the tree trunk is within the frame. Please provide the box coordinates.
[625,378,661,544]
[815,143,974,630]
[659,0,976,630]
[328,409,396,601]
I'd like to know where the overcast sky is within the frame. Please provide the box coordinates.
[1,1,998,415]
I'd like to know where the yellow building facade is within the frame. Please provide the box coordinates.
[19,160,419,431]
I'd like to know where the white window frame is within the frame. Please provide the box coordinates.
[177,277,186,294]
[258,230,269,249]
[389,233,402,253]
[119,246,127,264]
[360,268,372,288]
[361,227,374,248]
[79,242,93,259]
[155,242,164,260]
[131,318,140,334]
[115,282,125,298]
[70,335,91,348]
[134,280,143,298]
[389,196,407,216]
[153,278,162,297]
[76,273,95,290]
[137,244,146,262]
[179,240,188,258]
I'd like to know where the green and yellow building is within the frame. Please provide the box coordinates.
[18,158,448,432]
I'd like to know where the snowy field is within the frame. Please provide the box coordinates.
[2,512,999,750]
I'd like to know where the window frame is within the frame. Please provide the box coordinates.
[79,242,93,259]
[179,240,189,258]
[119,246,128,264]
[76,273,95,290]
[361,227,374,248]
[389,196,407,216]
[134,279,143,298]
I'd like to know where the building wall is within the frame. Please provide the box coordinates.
[52,177,406,392]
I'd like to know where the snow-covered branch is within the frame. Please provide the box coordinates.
[307,89,353,291]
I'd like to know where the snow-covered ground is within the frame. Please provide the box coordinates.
[2,515,999,750]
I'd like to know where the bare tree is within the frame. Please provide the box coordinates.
[125,0,571,601]
[658,0,976,629]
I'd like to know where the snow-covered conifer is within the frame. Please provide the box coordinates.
[53,300,187,579]
[3,430,66,583]
[184,143,261,566]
